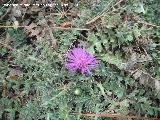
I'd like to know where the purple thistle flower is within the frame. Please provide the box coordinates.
[65,47,97,75]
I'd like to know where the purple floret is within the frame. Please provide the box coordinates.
[65,47,97,74]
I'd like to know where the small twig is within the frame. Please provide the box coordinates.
[86,0,113,25]
[72,113,159,120]
[86,0,124,25]
[0,25,90,31]
[51,27,90,31]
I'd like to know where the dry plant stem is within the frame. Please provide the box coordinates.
[72,113,159,120]
[0,26,90,31]
[86,0,124,25]
[51,27,90,31]
[86,0,113,25]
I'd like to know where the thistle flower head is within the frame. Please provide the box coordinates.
[65,47,97,75]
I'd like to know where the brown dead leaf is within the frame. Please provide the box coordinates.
[29,27,43,37]
[24,22,43,37]
[130,52,152,63]
[60,22,72,28]
[128,69,160,91]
